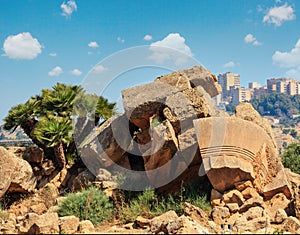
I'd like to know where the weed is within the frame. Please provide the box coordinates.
[57,186,113,225]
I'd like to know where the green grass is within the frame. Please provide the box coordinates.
[57,186,114,225]
[118,180,212,224]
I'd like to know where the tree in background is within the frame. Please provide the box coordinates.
[281,142,300,174]
[3,82,116,170]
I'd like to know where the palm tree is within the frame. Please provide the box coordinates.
[95,96,116,126]
[3,96,45,148]
[34,117,73,169]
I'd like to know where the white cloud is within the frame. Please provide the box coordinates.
[263,3,295,26]
[61,0,77,17]
[49,53,57,57]
[244,34,261,46]
[70,69,82,76]
[92,65,107,73]
[272,39,300,68]
[149,33,193,65]
[143,34,153,41]
[3,32,42,59]
[223,61,236,68]
[48,66,63,76]
[88,41,99,48]
[285,68,300,79]
[117,37,125,43]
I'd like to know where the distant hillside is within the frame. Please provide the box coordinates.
[0,125,29,140]
[250,93,300,119]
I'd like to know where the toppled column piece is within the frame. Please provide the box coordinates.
[193,117,291,198]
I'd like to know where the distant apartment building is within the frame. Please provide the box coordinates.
[267,78,299,95]
[218,72,240,98]
[253,85,267,98]
[248,82,261,89]
[231,86,251,105]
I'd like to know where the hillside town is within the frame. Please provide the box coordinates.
[215,72,300,107]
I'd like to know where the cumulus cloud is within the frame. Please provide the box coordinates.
[92,65,107,73]
[61,0,77,17]
[143,34,153,41]
[273,39,300,79]
[223,61,237,68]
[3,32,42,59]
[272,39,300,68]
[88,41,99,48]
[263,3,295,26]
[49,53,57,57]
[48,66,63,76]
[149,33,193,65]
[117,37,125,43]
[244,34,261,46]
[70,69,82,76]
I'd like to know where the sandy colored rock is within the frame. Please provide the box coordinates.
[241,187,261,199]
[0,146,36,196]
[234,180,253,191]
[194,117,291,198]
[150,210,179,234]
[80,114,131,169]
[233,216,270,233]
[239,196,264,213]
[234,102,277,149]
[282,216,300,234]
[183,202,209,225]
[59,215,80,234]
[243,206,264,220]
[222,189,245,206]
[211,206,230,224]
[78,220,95,233]
[274,209,288,224]
[226,203,239,213]
[135,216,150,229]
[26,212,59,234]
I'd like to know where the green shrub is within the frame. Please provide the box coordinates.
[281,142,300,174]
[118,181,212,224]
[57,187,113,225]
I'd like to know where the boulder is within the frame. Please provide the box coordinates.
[183,202,209,224]
[234,102,277,149]
[222,190,245,206]
[210,206,230,224]
[281,216,300,234]
[239,196,264,213]
[0,146,36,197]
[78,220,95,233]
[193,117,291,198]
[24,212,59,234]
[122,81,178,130]
[150,210,179,233]
[242,206,264,220]
[59,216,80,234]
[79,114,132,173]
[155,66,222,97]
[233,216,270,233]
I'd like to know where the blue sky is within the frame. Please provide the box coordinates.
[1,0,300,122]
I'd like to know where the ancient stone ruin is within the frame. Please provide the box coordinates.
[78,65,291,198]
